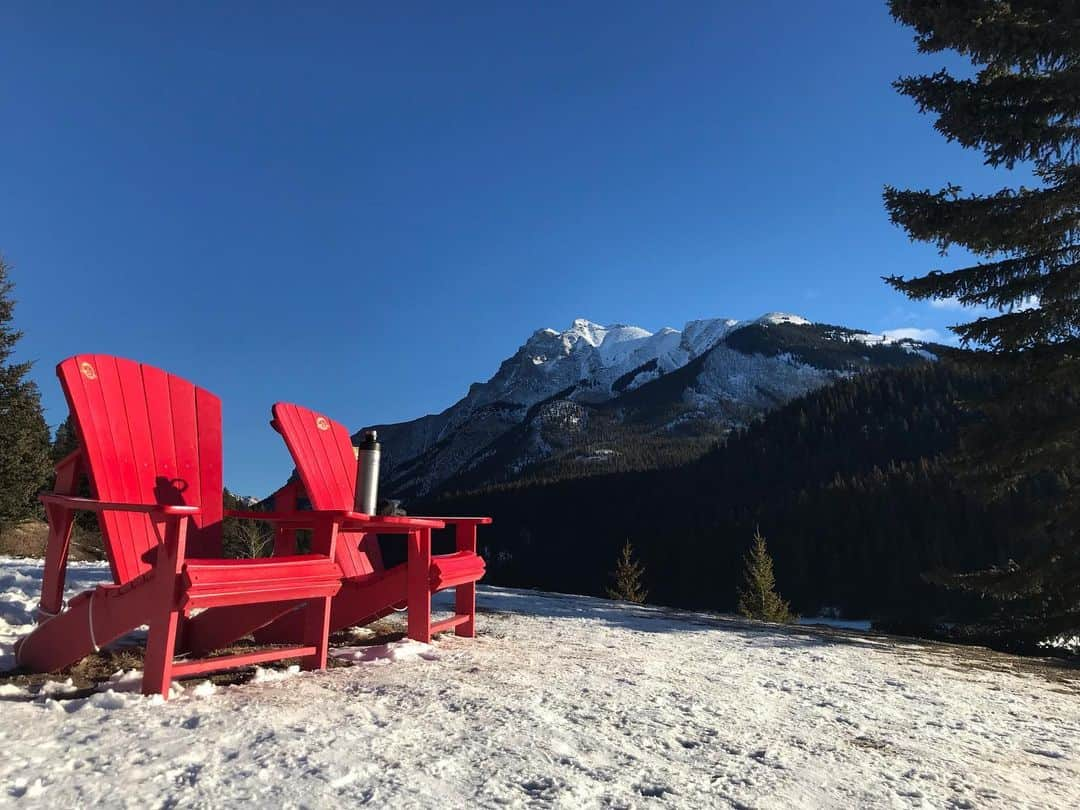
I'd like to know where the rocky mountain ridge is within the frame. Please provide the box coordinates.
[357,313,935,497]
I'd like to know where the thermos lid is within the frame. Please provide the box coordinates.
[360,430,380,450]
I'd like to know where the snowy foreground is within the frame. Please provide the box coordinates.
[1,558,1078,808]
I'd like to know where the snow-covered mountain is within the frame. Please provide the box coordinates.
[359,313,936,497]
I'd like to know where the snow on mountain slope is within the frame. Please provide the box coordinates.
[680,317,742,356]
[358,314,936,497]
[1,556,1077,808]
[364,316,739,493]
[684,342,836,414]
[757,312,812,326]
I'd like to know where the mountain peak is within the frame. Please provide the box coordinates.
[361,310,936,498]
[571,317,605,330]
[757,312,811,326]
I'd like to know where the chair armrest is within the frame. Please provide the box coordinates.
[39,493,200,517]
[411,516,492,526]
[224,509,446,532]
[225,508,353,523]
[341,512,446,531]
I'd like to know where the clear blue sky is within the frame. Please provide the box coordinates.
[1,2,1013,495]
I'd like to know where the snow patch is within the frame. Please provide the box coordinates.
[250,664,301,684]
[0,682,27,698]
[332,640,439,665]
[3,556,1077,808]
[38,678,78,697]
[757,311,811,326]
[104,668,145,692]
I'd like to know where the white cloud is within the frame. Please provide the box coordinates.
[1017,295,1040,311]
[929,296,965,310]
[883,327,941,342]
[929,296,1040,314]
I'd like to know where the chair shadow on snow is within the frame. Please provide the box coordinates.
[11,560,1067,698]
[468,585,885,650]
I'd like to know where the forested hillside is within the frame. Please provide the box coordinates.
[424,362,1029,626]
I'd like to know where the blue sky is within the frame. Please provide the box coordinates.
[1,2,1015,495]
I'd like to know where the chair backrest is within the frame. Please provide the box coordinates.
[57,355,224,583]
[271,402,383,577]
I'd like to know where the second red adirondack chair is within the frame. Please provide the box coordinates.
[255,403,489,644]
[15,355,351,698]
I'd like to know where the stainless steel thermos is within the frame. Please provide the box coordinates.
[355,430,381,515]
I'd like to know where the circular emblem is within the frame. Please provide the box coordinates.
[80,362,97,380]
[315,416,330,431]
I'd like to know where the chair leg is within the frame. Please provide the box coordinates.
[39,505,75,618]
[142,608,181,698]
[455,581,476,638]
[300,596,332,671]
[454,522,478,638]
[407,529,432,644]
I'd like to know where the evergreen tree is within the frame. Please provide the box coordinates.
[884,1,1080,642]
[0,255,51,532]
[50,415,80,464]
[48,413,104,544]
[737,529,794,624]
[884,1,1080,351]
[607,540,648,603]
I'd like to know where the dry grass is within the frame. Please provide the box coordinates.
[0,520,102,562]
[0,618,405,699]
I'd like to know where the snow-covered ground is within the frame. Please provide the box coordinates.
[1,556,1078,808]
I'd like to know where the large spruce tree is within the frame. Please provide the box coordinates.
[885,1,1080,644]
[0,255,52,531]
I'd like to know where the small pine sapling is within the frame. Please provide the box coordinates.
[607,540,648,604]
[737,529,795,624]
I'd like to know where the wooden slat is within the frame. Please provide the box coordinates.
[93,355,136,580]
[356,532,383,576]
[430,614,470,635]
[193,386,223,557]
[142,363,179,572]
[142,363,179,502]
[170,646,317,678]
[281,404,338,510]
[56,357,115,582]
[312,405,354,507]
[168,371,201,525]
[184,555,340,582]
[115,357,160,579]
[93,355,141,580]
[182,582,341,611]
[328,416,358,506]
[277,405,318,500]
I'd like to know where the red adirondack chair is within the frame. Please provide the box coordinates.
[15,355,351,698]
[255,403,489,644]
